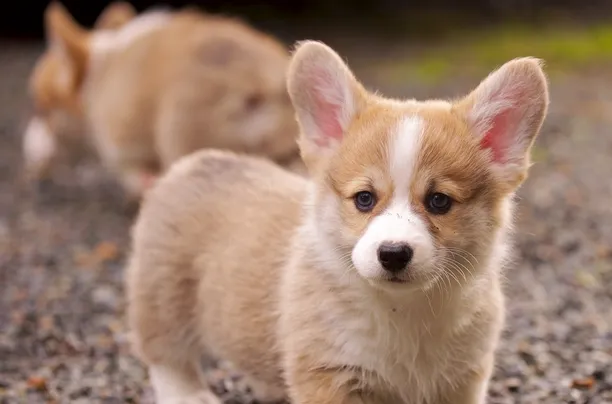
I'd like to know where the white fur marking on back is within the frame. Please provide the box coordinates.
[90,10,171,57]
[352,116,433,280]
[23,117,57,169]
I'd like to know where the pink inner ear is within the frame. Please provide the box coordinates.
[477,83,529,164]
[313,92,343,146]
[479,104,523,164]
[308,66,344,147]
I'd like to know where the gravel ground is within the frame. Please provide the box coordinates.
[0,39,611,404]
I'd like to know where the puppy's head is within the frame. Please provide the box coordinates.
[288,41,549,290]
[23,2,135,179]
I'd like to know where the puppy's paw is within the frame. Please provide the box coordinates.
[244,376,286,403]
[171,391,223,404]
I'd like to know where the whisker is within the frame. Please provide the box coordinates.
[439,259,469,283]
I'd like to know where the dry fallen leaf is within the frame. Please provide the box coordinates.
[92,241,119,263]
[26,376,47,391]
[74,241,119,268]
[572,377,595,390]
[38,315,54,333]
[576,270,600,289]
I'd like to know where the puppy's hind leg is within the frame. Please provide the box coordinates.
[243,374,286,403]
[126,257,220,404]
[149,361,222,404]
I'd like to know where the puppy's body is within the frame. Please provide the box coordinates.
[128,151,304,402]
[129,149,503,404]
[127,42,548,404]
[25,3,302,199]
[85,10,301,194]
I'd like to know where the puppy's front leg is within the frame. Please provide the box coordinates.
[286,366,368,404]
[442,354,494,404]
[149,362,222,404]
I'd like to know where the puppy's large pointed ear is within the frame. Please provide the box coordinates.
[94,2,137,30]
[456,57,549,189]
[44,2,90,94]
[287,41,364,168]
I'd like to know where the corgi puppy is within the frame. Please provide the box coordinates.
[24,2,302,200]
[126,41,549,404]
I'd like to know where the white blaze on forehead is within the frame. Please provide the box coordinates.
[351,115,434,280]
[389,115,423,192]
[23,117,57,171]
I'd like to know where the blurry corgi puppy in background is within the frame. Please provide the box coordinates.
[24,2,303,201]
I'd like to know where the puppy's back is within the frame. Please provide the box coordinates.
[126,150,307,375]
[88,10,298,171]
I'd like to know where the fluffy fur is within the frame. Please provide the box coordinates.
[126,41,549,403]
[23,2,303,201]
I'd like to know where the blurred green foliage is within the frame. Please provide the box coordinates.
[382,21,612,83]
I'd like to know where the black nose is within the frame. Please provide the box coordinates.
[377,243,413,273]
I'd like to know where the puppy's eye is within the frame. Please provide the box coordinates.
[354,191,376,212]
[426,192,452,214]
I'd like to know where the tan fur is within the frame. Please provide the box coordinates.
[126,42,548,404]
[24,3,303,198]
[23,3,118,178]
[94,2,137,30]
[126,150,305,403]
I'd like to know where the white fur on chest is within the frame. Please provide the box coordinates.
[312,274,492,403]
